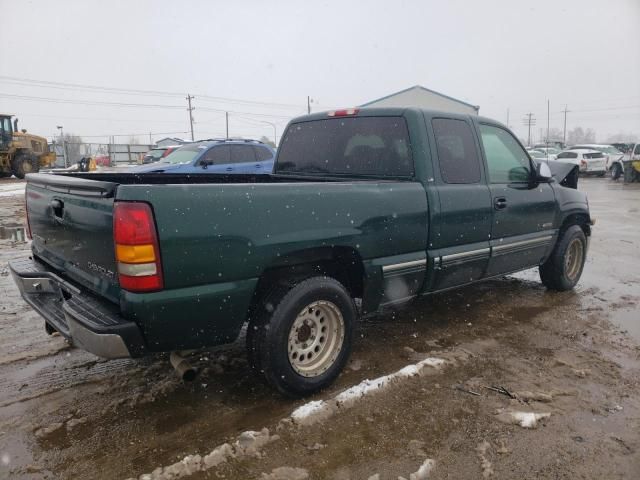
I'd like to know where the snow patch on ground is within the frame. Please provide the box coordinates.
[409,458,436,480]
[495,410,551,428]
[127,428,277,480]
[0,183,25,198]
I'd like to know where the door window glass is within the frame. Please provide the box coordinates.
[230,145,256,164]
[479,124,531,183]
[432,118,481,184]
[201,145,231,164]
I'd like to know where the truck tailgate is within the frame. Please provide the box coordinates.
[26,173,121,303]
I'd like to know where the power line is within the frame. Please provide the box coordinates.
[0,92,184,109]
[0,75,304,110]
[0,92,299,120]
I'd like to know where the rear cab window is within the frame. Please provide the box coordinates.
[276,116,413,177]
[557,152,578,159]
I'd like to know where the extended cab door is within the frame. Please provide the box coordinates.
[475,122,557,275]
[426,116,493,290]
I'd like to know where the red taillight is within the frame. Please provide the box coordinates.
[25,190,32,240]
[113,202,163,292]
[328,108,359,117]
[580,159,587,165]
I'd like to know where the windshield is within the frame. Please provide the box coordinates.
[146,149,166,159]
[602,145,622,154]
[161,144,208,164]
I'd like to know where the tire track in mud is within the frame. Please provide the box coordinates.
[0,353,139,408]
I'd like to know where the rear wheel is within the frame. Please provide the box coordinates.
[610,163,622,180]
[247,276,355,397]
[11,152,39,179]
[539,225,587,291]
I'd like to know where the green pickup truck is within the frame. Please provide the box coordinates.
[10,108,592,396]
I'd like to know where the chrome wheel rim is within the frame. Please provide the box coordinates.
[288,300,345,378]
[23,160,33,173]
[564,238,584,281]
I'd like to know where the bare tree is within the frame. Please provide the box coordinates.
[259,135,276,148]
[57,133,84,164]
[584,129,596,143]
[605,132,639,143]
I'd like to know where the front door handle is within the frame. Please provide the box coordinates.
[226,167,233,171]
[494,197,507,210]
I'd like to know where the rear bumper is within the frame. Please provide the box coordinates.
[9,257,146,359]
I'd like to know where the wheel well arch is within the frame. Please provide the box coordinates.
[560,212,591,238]
[247,246,365,320]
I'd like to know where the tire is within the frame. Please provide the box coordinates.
[11,152,39,179]
[610,163,622,180]
[539,225,587,291]
[247,276,355,397]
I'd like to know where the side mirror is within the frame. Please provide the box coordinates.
[536,161,552,181]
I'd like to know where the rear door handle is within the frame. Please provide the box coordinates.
[494,197,507,210]
[254,164,262,168]
[226,167,233,171]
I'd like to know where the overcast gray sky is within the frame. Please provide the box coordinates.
[1,0,639,145]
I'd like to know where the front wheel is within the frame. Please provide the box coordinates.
[539,225,587,291]
[610,163,622,180]
[11,153,39,179]
[247,276,355,397]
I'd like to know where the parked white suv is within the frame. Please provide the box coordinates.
[568,144,623,177]
[556,149,607,175]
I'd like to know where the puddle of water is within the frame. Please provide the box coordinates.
[0,226,27,243]
[609,309,640,343]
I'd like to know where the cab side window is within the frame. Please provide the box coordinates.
[432,118,481,184]
[479,124,531,183]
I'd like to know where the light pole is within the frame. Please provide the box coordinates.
[57,125,67,167]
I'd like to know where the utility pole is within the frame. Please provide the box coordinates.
[57,125,67,168]
[506,108,510,128]
[307,96,311,114]
[546,99,550,146]
[522,113,536,147]
[149,132,152,145]
[225,112,229,139]
[186,94,195,141]
[562,105,570,145]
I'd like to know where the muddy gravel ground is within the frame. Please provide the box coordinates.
[0,177,638,480]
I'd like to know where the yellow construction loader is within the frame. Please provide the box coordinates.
[0,114,56,179]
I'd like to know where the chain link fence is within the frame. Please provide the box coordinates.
[50,142,153,167]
